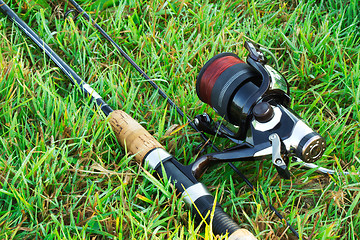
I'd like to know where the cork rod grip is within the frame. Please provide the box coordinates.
[228,229,257,240]
[109,110,163,163]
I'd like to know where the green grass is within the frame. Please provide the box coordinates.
[0,0,359,239]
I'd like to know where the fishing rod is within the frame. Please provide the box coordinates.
[0,1,257,239]
[64,2,303,237]
[63,0,348,237]
[64,1,304,237]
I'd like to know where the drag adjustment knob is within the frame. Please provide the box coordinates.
[253,102,274,123]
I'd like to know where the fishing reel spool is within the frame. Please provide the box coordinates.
[193,41,326,179]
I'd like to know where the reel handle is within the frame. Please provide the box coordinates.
[109,110,257,239]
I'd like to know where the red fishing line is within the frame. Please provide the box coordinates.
[198,56,244,105]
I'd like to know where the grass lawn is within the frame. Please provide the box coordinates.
[0,0,359,239]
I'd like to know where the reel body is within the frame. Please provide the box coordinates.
[193,42,326,179]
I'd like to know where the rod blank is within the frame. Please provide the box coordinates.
[0,0,113,116]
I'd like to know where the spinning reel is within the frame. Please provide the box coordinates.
[193,41,326,179]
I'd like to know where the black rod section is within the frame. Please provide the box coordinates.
[0,1,113,116]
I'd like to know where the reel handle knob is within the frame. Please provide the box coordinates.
[253,102,274,123]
